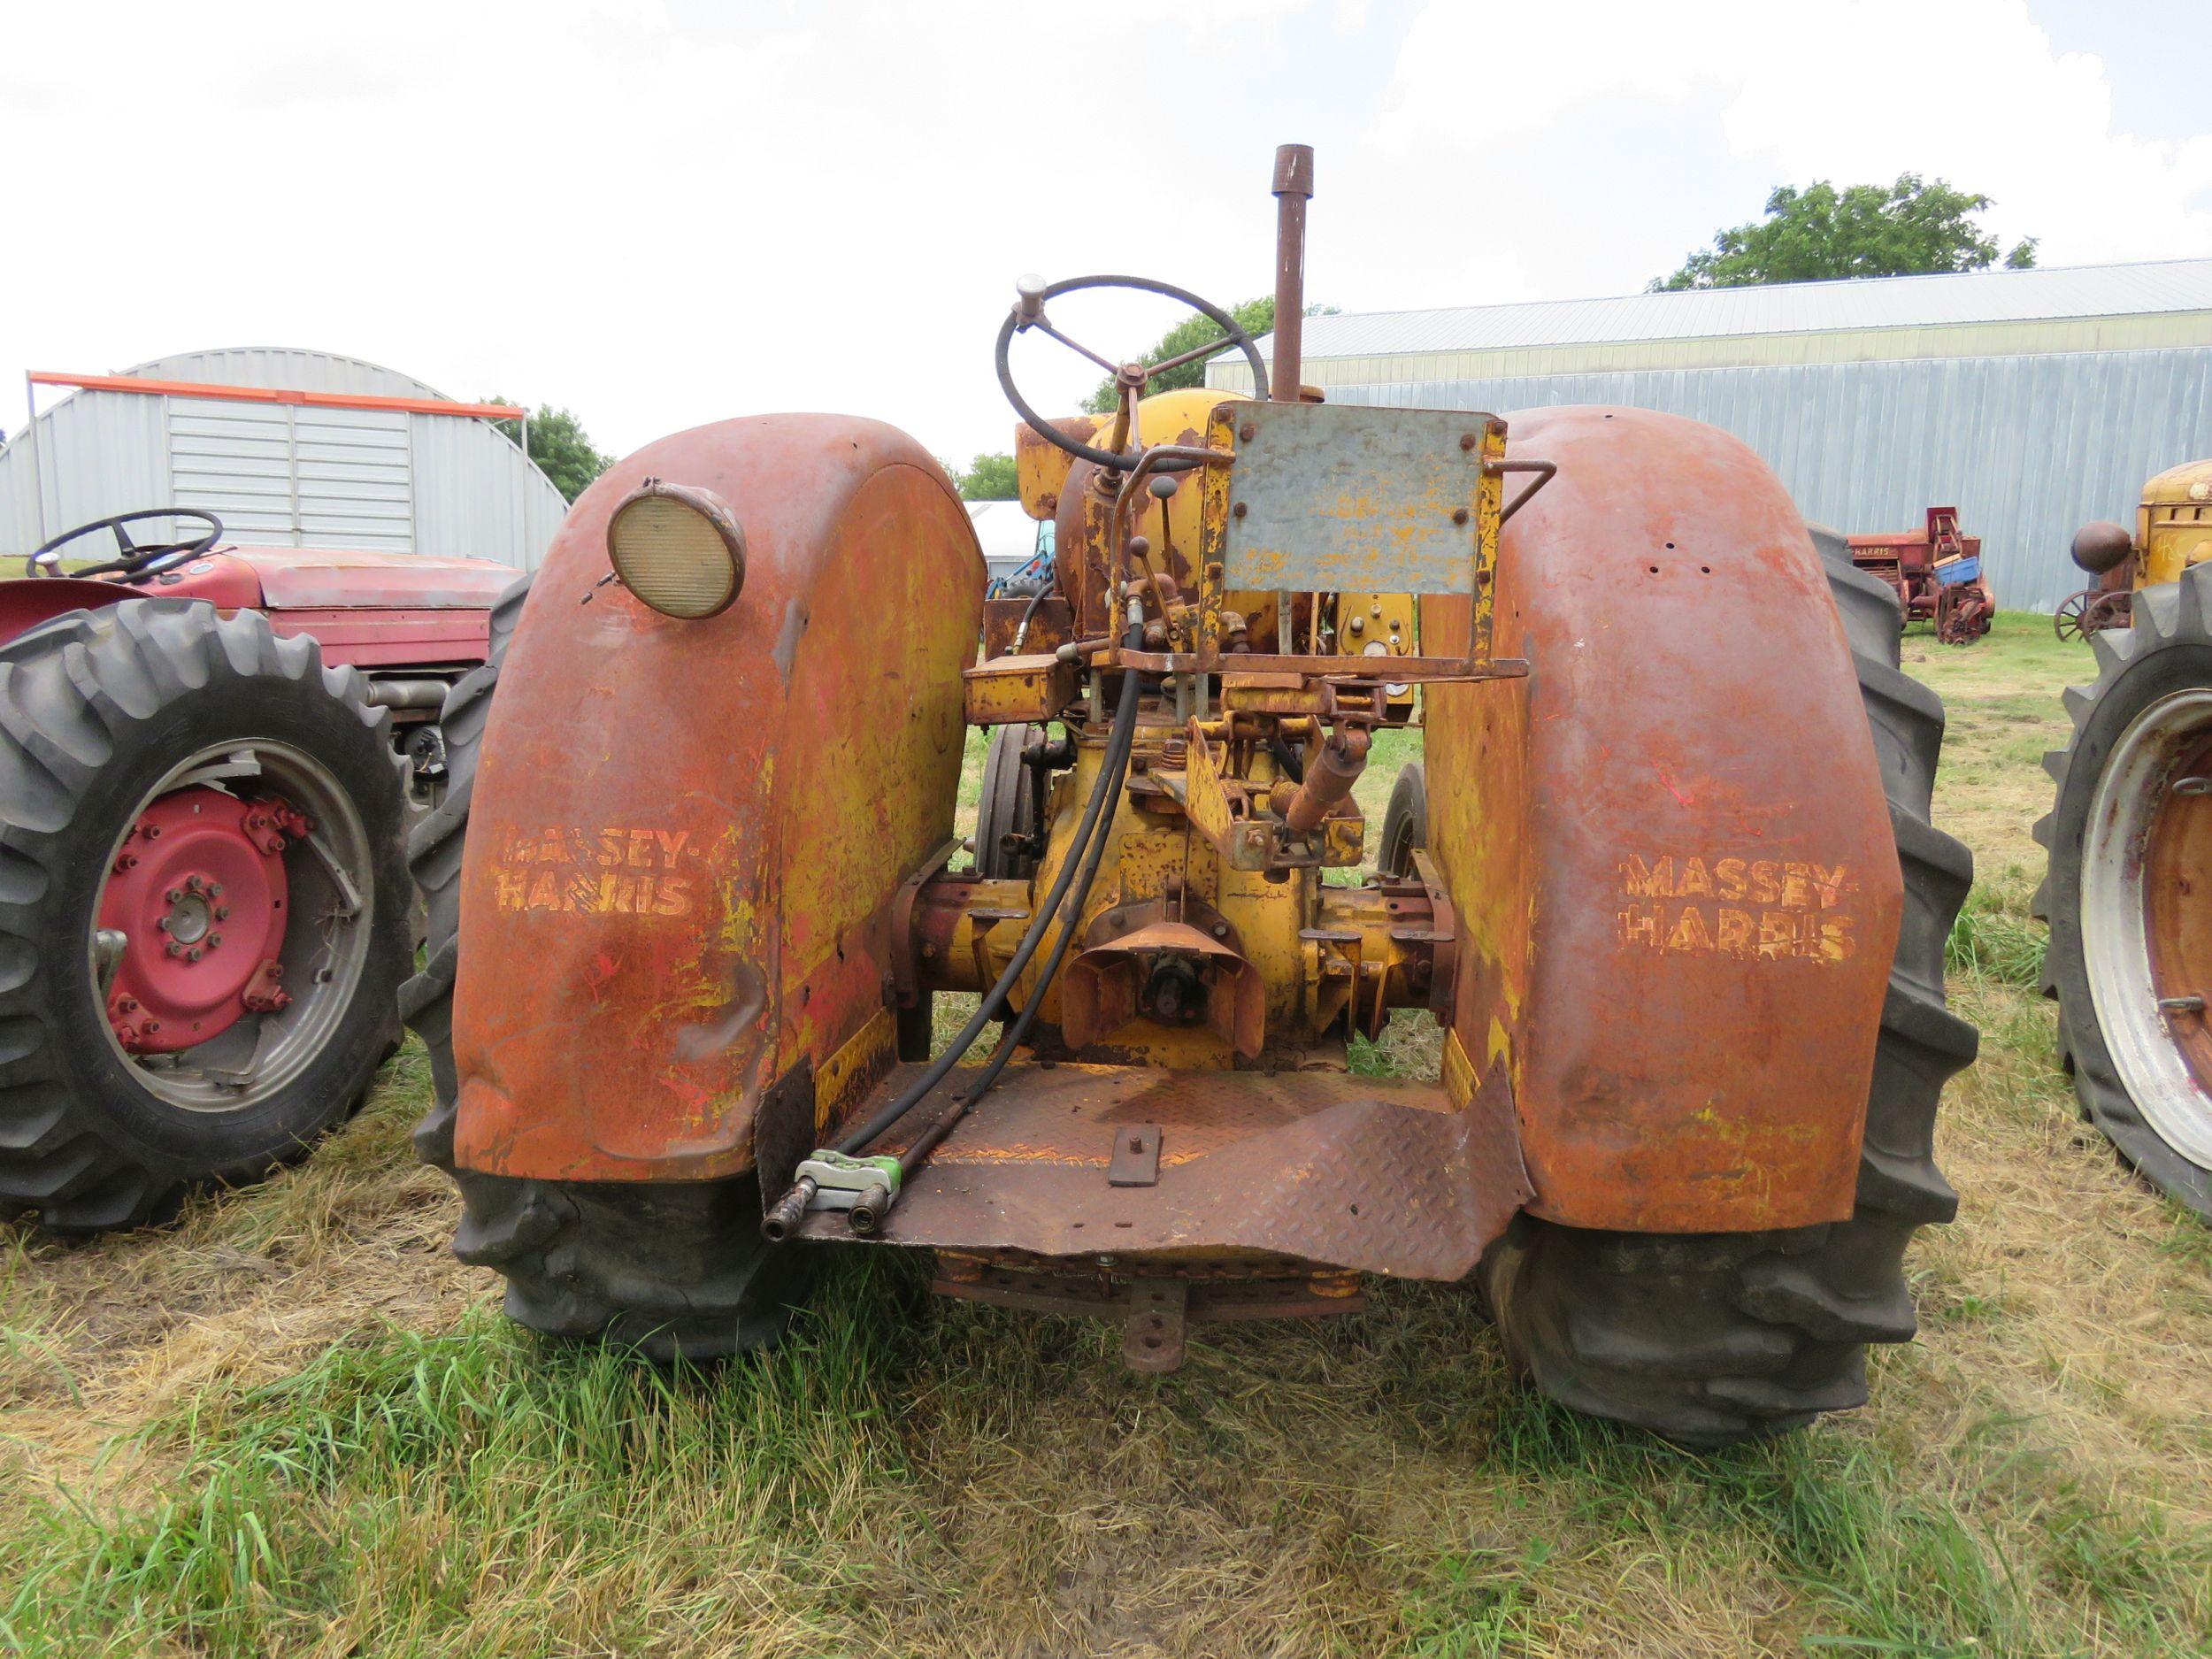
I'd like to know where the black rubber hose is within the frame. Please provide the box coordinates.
[885,690,1135,1187]
[1010,585,1049,651]
[833,633,1142,1156]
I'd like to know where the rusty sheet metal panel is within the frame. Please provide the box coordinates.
[451,415,979,1181]
[1218,402,1503,595]
[1421,404,1900,1233]
[796,1061,1530,1280]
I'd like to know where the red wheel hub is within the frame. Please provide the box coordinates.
[98,787,303,1054]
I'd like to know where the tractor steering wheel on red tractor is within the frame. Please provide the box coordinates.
[28,508,226,580]
[995,274,1272,473]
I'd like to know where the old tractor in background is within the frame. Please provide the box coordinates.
[2053,459,2212,642]
[1847,506,1994,644]
[0,510,515,1231]
[404,146,1976,1446]
[2037,457,2212,1219]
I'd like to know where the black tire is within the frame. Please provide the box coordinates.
[1479,528,1978,1445]
[1379,761,1427,879]
[401,575,814,1360]
[0,600,411,1233]
[2032,566,2212,1219]
[975,722,1042,880]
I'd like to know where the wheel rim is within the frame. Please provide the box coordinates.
[2081,687,2212,1169]
[2056,595,2087,641]
[89,740,376,1114]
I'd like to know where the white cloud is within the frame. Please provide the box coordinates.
[1,0,2205,477]
[1376,0,2212,265]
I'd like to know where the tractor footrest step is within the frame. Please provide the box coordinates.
[793,1061,1530,1280]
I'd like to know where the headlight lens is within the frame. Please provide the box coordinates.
[606,479,746,619]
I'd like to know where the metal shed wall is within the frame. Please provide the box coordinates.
[1314,349,2212,616]
[0,347,568,568]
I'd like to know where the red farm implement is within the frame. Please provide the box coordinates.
[1847,507,1994,644]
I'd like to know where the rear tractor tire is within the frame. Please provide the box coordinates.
[401,576,816,1360]
[1379,761,1427,879]
[0,600,411,1233]
[2033,565,2212,1219]
[1470,533,1978,1444]
[975,721,1045,880]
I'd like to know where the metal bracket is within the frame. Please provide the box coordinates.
[930,1265,1371,1373]
[889,837,964,1008]
[1107,1123,1163,1187]
[1124,1279,1187,1371]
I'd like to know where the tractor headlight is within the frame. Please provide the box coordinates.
[606,479,746,619]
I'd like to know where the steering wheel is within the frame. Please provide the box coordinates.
[28,508,225,580]
[995,274,1271,473]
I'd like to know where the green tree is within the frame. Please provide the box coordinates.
[1079,296,1335,414]
[1650,174,2038,292]
[949,452,1020,500]
[482,398,612,503]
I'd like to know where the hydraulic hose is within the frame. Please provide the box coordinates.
[848,678,1138,1233]
[1010,584,1050,653]
[832,618,1143,1159]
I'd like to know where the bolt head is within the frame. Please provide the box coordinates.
[143,1019,161,1033]
[207,933,222,949]
[185,875,204,892]
[1452,507,1471,526]
[214,905,230,920]
[207,884,222,899]
[165,941,182,956]
[156,917,171,933]
[188,948,204,962]
[165,888,183,902]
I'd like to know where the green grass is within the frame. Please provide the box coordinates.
[4,608,2211,1656]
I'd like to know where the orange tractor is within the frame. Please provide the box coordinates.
[407,148,1976,1443]
[2037,460,2212,1218]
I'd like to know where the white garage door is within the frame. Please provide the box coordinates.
[167,398,414,549]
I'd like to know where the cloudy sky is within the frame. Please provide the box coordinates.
[4,0,2208,470]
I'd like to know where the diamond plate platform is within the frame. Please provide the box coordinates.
[795,1061,1532,1280]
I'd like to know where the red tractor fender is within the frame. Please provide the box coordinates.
[449,415,981,1182]
[0,576,149,644]
[1422,404,1901,1234]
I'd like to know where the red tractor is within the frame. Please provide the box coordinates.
[0,509,516,1232]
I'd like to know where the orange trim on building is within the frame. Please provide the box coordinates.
[27,371,523,422]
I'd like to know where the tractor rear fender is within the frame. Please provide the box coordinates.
[1422,405,1901,1233]
[449,415,979,1181]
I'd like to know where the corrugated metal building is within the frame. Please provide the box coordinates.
[1208,261,2212,613]
[0,347,568,568]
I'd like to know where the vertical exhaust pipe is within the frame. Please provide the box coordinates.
[1271,143,1314,402]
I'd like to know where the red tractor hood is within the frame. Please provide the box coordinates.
[226,547,520,611]
[2,546,520,649]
